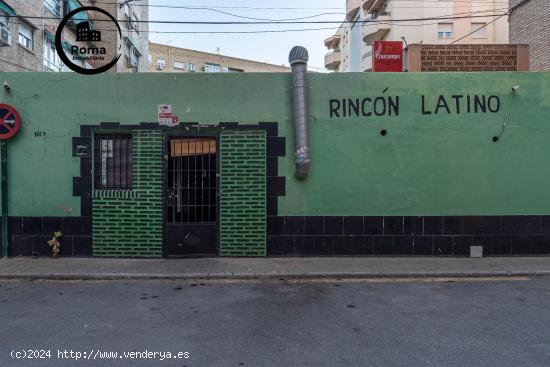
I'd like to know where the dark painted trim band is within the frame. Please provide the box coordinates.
[268,216,550,256]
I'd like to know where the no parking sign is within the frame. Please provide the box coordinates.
[0,104,21,140]
[0,103,19,257]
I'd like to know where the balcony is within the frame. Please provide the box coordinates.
[363,13,391,45]
[362,49,373,71]
[363,0,386,14]
[346,0,362,21]
[324,50,342,70]
[324,34,341,50]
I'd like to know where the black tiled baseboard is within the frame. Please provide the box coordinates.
[267,216,550,256]
[9,234,92,257]
[7,216,92,257]
[268,234,550,257]
[8,215,550,257]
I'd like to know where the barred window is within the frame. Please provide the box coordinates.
[94,135,133,190]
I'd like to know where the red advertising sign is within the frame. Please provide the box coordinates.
[372,41,403,72]
[0,103,21,140]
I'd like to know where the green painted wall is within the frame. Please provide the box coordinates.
[1,72,550,217]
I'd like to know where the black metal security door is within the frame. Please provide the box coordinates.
[164,135,218,257]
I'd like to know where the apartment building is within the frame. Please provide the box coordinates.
[149,42,290,73]
[91,0,149,72]
[324,0,363,72]
[325,0,510,72]
[0,0,80,71]
[509,0,548,71]
[0,0,148,72]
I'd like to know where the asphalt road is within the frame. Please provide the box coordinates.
[1,277,549,367]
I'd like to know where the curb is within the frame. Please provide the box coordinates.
[1,271,550,281]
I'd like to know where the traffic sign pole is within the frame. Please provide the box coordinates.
[1,140,6,258]
[0,103,21,258]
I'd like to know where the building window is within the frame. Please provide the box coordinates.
[471,23,487,39]
[188,63,196,72]
[204,62,221,73]
[174,61,185,70]
[123,38,141,70]
[94,135,133,190]
[62,45,82,71]
[44,0,62,18]
[222,66,229,73]
[0,10,9,27]
[18,23,33,50]
[156,58,166,70]
[132,49,140,71]
[43,34,63,71]
[131,13,139,33]
[438,23,453,39]
[124,43,131,67]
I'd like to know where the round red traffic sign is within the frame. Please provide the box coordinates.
[0,103,21,140]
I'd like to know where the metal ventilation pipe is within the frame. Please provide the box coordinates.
[289,46,311,179]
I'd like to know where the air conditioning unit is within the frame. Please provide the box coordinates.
[156,63,165,70]
[0,24,12,47]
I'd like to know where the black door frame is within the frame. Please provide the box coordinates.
[162,128,220,258]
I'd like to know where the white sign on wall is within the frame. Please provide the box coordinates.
[158,104,180,127]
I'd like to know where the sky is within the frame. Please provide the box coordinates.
[148,0,345,71]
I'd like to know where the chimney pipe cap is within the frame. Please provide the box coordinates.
[289,46,309,65]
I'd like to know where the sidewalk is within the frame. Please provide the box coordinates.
[1,257,550,280]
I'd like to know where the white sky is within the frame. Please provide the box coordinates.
[148,0,345,70]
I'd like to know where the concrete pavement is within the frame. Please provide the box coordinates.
[1,256,550,280]
[1,277,550,367]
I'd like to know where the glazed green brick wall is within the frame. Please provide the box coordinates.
[220,130,266,256]
[92,130,163,257]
